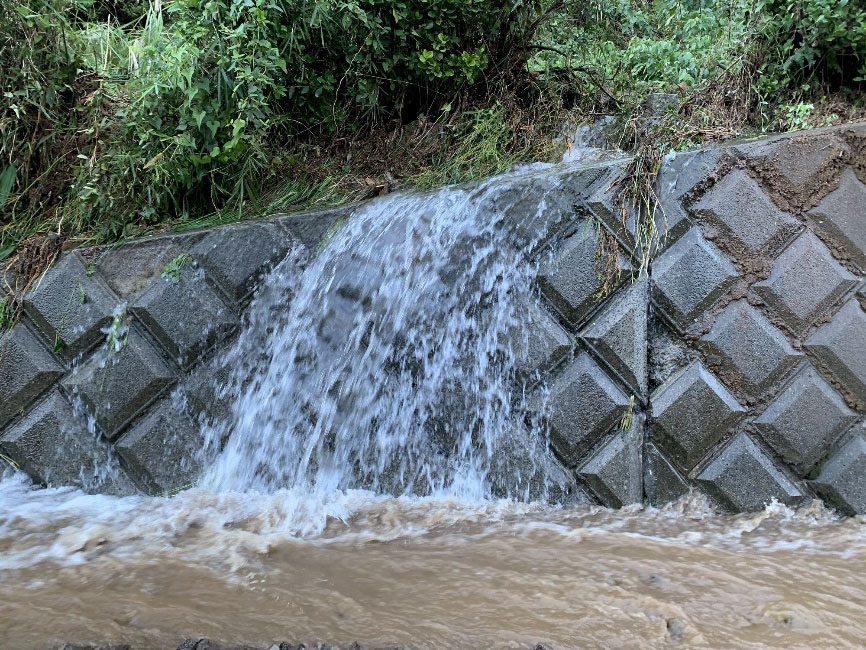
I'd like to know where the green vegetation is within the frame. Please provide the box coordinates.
[161,252,192,282]
[1,0,864,262]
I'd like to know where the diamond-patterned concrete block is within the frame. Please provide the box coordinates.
[698,301,802,397]
[654,148,722,250]
[538,221,627,328]
[578,415,642,508]
[651,360,746,471]
[488,163,610,253]
[95,234,204,302]
[132,265,238,368]
[0,389,138,494]
[651,228,738,332]
[191,221,292,304]
[581,277,648,401]
[691,168,800,255]
[584,166,637,250]
[754,231,857,335]
[0,325,64,429]
[813,434,866,515]
[696,433,807,512]
[23,253,118,360]
[644,443,689,506]
[805,299,866,406]
[744,133,849,195]
[512,301,571,385]
[61,327,174,439]
[278,205,353,251]
[808,168,866,270]
[546,352,630,466]
[755,366,857,474]
[116,401,204,495]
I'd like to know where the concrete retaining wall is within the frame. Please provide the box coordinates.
[2,123,866,514]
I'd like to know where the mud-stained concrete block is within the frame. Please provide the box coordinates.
[95,233,204,302]
[698,301,802,398]
[808,168,866,271]
[579,415,643,508]
[0,324,64,428]
[132,266,238,368]
[650,360,745,472]
[690,168,800,257]
[0,389,138,494]
[696,433,807,512]
[191,221,293,304]
[23,253,119,361]
[581,277,648,401]
[755,366,857,474]
[743,132,851,210]
[545,352,630,466]
[61,327,175,439]
[813,434,866,515]
[651,228,738,332]
[805,299,866,408]
[754,231,857,335]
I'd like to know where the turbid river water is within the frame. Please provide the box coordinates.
[3,166,865,649]
[1,476,865,649]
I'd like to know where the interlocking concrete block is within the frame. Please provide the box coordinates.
[94,234,204,302]
[116,401,204,495]
[698,301,802,398]
[23,253,118,360]
[805,299,866,407]
[538,221,627,328]
[132,266,238,368]
[691,168,800,256]
[578,415,642,508]
[651,228,738,332]
[755,366,857,474]
[581,277,648,401]
[179,357,235,430]
[808,168,866,270]
[485,162,612,252]
[0,325,64,428]
[754,231,857,335]
[512,301,571,385]
[749,133,848,184]
[61,327,174,439]
[191,221,293,303]
[0,389,138,494]
[488,429,590,505]
[650,360,745,471]
[277,206,353,251]
[584,164,637,250]
[645,443,690,506]
[813,434,866,515]
[696,433,807,512]
[654,148,722,249]
[546,352,631,466]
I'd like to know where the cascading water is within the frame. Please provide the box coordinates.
[196,168,569,506]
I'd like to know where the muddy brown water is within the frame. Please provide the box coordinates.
[1,477,864,650]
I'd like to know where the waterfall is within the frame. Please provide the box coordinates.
[197,168,570,502]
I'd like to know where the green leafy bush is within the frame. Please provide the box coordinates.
[761,0,866,91]
[67,0,546,236]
